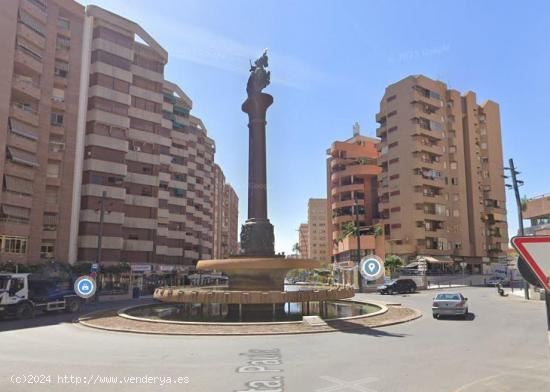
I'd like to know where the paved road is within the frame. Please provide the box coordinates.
[0,287,548,392]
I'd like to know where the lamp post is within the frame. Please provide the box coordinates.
[504,159,529,299]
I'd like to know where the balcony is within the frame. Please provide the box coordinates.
[10,102,39,127]
[17,22,46,49]
[8,132,37,154]
[15,47,43,76]
[12,75,41,100]
[21,0,48,24]
[411,89,443,109]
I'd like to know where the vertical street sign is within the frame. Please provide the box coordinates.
[511,236,550,351]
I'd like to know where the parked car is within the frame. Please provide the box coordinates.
[432,292,469,319]
[486,276,510,287]
[377,279,417,294]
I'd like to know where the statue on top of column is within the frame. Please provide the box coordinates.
[246,49,270,97]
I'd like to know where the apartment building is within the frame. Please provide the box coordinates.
[376,75,508,270]
[0,0,84,264]
[307,198,330,263]
[73,6,219,271]
[523,194,550,236]
[212,164,225,259]
[0,2,237,271]
[326,126,385,266]
[222,184,239,257]
[298,223,309,258]
[162,82,216,264]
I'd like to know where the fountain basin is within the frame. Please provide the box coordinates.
[196,257,323,291]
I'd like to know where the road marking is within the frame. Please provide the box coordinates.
[315,375,379,392]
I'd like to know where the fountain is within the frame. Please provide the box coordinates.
[153,50,355,321]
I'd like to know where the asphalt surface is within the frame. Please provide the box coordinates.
[0,287,548,392]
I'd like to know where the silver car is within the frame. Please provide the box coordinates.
[432,292,469,319]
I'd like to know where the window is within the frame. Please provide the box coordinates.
[52,88,65,102]
[49,134,65,152]
[54,60,69,77]
[450,161,458,170]
[131,96,161,113]
[43,213,58,230]
[107,176,123,186]
[45,186,59,204]
[451,177,458,185]
[132,75,162,92]
[134,55,164,73]
[89,73,130,93]
[388,141,399,148]
[130,117,160,133]
[90,174,103,184]
[88,97,128,116]
[19,10,45,36]
[480,142,487,149]
[56,35,71,51]
[90,50,131,70]
[386,95,396,102]
[453,209,460,217]
[92,26,133,49]
[2,236,28,254]
[40,242,55,259]
[47,161,61,178]
[51,112,64,126]
[57,17,70,31]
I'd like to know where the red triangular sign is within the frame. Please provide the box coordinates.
[511,236,550,291]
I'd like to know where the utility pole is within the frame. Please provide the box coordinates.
[504,159,529,299]
[95,190,106,301]
[354,193,363,292]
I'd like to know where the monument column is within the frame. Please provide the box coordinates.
[239,51,275,257]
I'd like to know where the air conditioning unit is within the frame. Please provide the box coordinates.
[134,146,141,152]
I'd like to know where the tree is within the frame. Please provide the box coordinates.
[384,255,403,276]
[292,242,300,255]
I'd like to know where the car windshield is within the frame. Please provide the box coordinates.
[436,294,461,301]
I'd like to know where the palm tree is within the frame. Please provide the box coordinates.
[292,242,300,255]
[384,255,403,277]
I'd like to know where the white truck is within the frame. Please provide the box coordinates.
[0,272,81,319]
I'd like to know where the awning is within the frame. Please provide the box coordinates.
[404,262,419,268]
[1,204,30,219]
[4,175,33,195]
[9,118,39,140]
[7,147,39,167]
[416,255,454,264]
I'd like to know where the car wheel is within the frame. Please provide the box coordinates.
[432,313,438,319]
[16,303,35,320]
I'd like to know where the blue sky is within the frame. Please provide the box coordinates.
[79,0,550,254]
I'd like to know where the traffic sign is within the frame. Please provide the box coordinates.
[359,256,384,281]
[511,236,550,291]
[74,275,97,299]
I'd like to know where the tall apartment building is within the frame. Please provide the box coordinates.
[0,2,237,270]
[326,127,385,266]
[0,0,84,264]
[298,223,309,258]
[75,5,219,270]
[524,194,550,236]
[212,164,239,259]
[161,83,215,264]
[307,198,329,263]
[222,184,239,257]
[212,164,225,259]
[376,75,508,269]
